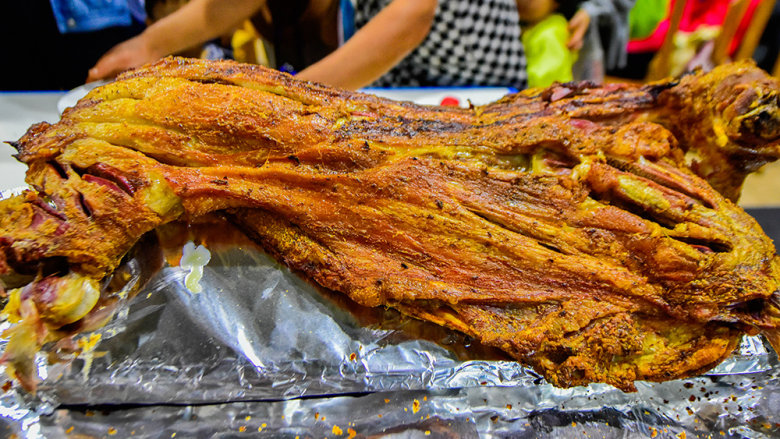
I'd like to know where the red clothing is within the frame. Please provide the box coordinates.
[628,0,761,54]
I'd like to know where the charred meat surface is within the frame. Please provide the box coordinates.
[1,57,779,391]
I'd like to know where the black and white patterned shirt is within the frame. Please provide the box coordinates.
[354,0,528,89]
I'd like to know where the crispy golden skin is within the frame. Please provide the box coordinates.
[1,58,779,391]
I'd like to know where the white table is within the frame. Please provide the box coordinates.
[0,92,65,191]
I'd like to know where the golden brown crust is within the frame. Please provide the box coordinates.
[1,57,779,391]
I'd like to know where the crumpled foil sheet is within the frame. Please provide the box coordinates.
[7,368,780,438]
[0,217,778,438]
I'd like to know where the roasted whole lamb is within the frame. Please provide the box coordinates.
[1,58,779,391]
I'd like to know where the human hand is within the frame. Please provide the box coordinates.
[87,35,158,82]
[567,9,590,51]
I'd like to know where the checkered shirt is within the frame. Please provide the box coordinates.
[354,0,528,89]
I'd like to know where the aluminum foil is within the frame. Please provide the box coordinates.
[0,219,778,438]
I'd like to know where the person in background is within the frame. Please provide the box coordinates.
[87,0,267,82]
[144,0,262,63]
[87,0,595,90]
[315,0,528,89]
[571,0,634,82]
[0,0,146,90]
[515,0,632,87]
[293,0,591,89]
[88,0,382,87]
[516,0,581,88]
[88,0,527,90]
[87,0,434,87]
[296,0,443,89]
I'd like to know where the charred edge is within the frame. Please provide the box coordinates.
[538,242,564,254]
[670,236,732,254]
[544,345,574,365]
[345,115,472,136]
[466,207,512,231]
[56,318,90,335]
[587,190,680,230]
[498,97,650,125]
[48,160,69,180]
[186,74,313,105]
[38,257,71,278]
[739,106,780,144]
[559,80,600,93]
[7,255,69,278]
[71,165,86,178]
[77,193,92,218]
[644,79,680,100]
[188,77,239,87]
[726,298,768,320]
[771,291,780,309]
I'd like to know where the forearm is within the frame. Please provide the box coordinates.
[140,0,266,59]
[296,0,437,89]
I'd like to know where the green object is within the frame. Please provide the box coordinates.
[522,14,575,89]
[629,0,670,40]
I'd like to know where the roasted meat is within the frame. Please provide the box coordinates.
[1,58,779,391]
